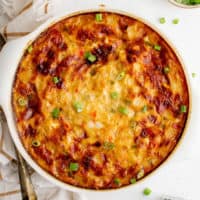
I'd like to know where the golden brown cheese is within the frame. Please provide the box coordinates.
[12,12,189,189]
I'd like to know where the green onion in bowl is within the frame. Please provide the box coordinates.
[175,0,200,5]
[169,0,200,8]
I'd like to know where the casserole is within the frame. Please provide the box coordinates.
[0,9,191,192]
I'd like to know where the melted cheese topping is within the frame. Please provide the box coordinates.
[12,12,189,189]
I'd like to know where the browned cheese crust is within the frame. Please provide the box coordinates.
[12,12,189,189]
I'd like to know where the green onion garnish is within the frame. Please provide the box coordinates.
[116,71,126,80]
[103,142,115,150]
[159,17,166,24]
[177,0,200,5]
[32,140,40,147]
[175,0,200,5]
[73,102,83,113]
[180,105,187,113]
[130,178,136,184]
[141,105,148,113]
[164,66,170,74]
[52,76,59,84]
[27,45,33,53]
[84,52,96,63]
[95,13,102,22]
[192,72,196,78]
[154,45,162,51]
[143,188,152,196]
[18,97,28,107]
[110,92,119,100]
[118,106,129,115]
[172,18,179,24]
[114,178,121,185]
[69,162,79,172]
[51,108,60,119]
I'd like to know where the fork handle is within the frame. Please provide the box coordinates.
[0,108,37,200]
[15,148,38,200]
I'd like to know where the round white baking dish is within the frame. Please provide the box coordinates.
[0,8,192,193]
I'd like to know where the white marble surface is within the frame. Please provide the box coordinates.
[1,0,200,199]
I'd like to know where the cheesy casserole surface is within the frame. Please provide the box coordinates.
[12,12,189,189]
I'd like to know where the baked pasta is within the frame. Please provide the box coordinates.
[12,12,189,189]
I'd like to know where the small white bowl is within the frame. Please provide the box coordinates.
[169,0,200,8]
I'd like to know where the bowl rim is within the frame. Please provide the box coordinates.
[8,8,192,193]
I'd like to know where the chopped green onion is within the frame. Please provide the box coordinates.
[27,45,33,53]
[103,142,115,150]
[159,17,166,24]
[110,92,119,100]
[18,97,28,107]
[164,66,170,74]
[177,0,200,5]
[118,106,129,115]
[84,52,96,63]
[192,72,196,78]
[52,76,59,84]
[137,169,145,179]
[143,188,152,196]
[190,0,200,4]
[175,0,200,5]
[141,105,148,113]
[73,102,83,113]
[95,13,102,22]
[130,178,136,184]
[180,105,187,113]
[172,18,179,24]
[51,108,60,119]
[154,44,162,51]
[32,140,40,147]
[116,71,126,80]
[69,162,79,172]
[193,0,200,3]
[114,178,121,185]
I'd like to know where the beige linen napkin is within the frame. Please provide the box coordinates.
[0,0,55,40]
[0,1,86,199]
